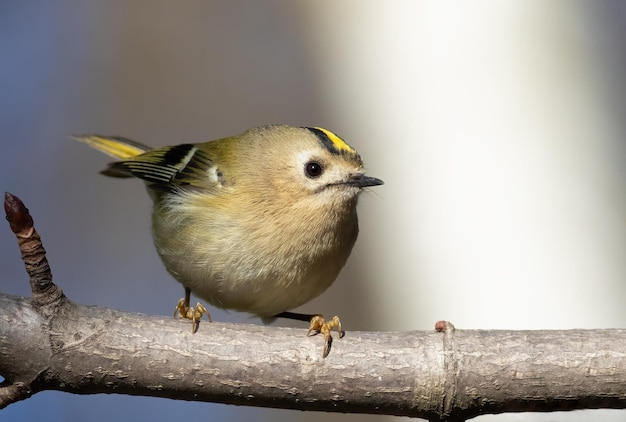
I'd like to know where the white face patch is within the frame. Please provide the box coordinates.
[296,150,360,190]
[296,150,316,170]
[207,165,225,187]
[296,150,326,183]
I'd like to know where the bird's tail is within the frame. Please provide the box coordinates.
[72,135,151,159]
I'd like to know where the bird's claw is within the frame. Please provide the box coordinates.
[307,315,344,358]
[174,298,212,333]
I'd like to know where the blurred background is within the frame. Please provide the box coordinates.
[1,1,625,421]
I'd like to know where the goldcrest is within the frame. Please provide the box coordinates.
[74,125,383,357]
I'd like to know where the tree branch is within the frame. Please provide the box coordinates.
[2,192,626,421]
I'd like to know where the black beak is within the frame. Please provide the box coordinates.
[348,174,384,188]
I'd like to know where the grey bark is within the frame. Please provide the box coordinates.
[1,292,625,421]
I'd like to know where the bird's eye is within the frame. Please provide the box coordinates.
[305,161,323,178]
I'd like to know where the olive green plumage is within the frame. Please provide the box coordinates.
[74,125,383,319]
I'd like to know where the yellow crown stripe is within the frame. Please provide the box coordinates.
[313,127,356,154]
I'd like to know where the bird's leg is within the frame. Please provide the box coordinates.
[275,311,344,358]
[174,287,211,333]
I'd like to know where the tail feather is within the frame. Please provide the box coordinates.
[72,135,151,159]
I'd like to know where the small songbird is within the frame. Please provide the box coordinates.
[74,125,383,357]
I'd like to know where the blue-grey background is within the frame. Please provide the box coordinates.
[1,2,625,421]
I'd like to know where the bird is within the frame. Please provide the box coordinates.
[74,125,383,357]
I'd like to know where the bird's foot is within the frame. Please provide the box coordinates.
[307,314,344,358]
[174,298,212,333]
